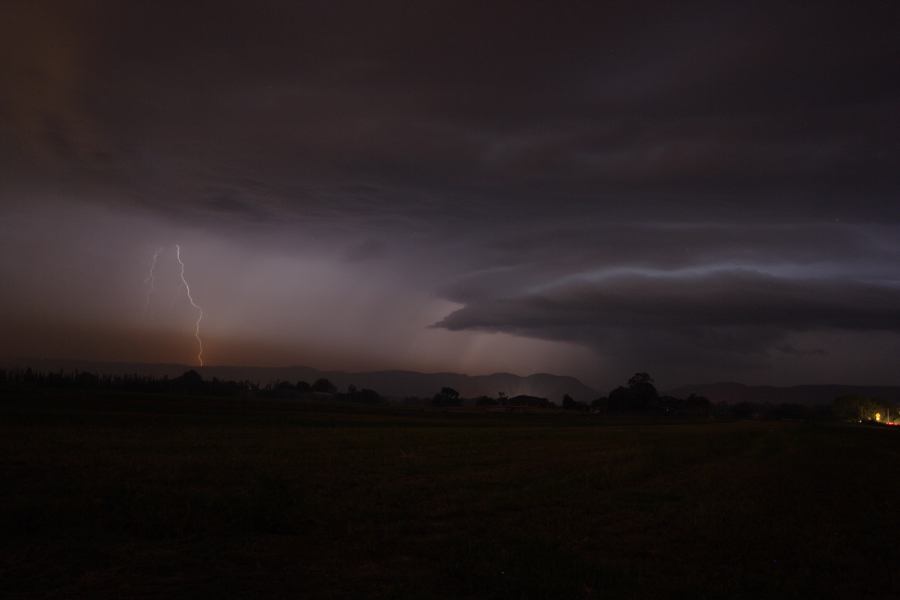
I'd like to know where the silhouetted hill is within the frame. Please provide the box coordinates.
[3,358,596,401]
[667,382,900,406]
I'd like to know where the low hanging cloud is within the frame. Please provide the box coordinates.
[434,270,900,378]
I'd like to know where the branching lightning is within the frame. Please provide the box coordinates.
[143,246,164,318]
[175,244,205,367]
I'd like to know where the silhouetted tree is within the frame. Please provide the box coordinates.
[75,371,100,387]
[608,386,631,412]
[476,396,499,406]
[591,397,608,411]
[274,380,295,395]
[0,367,257,397]
[173,369,204,393]
[731,402,756,419]
[562,394,577,410]
[606,373,661,413]
[342,385,383,404]
[432,386,462,407]
[683,393,711,416]
[628,372,654,387]
[833,395,884,421]
[356,388,383,404]
[311,378,337,394]
[627,372,658,410]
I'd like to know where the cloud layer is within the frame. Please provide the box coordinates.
[436,270,900,377]
[1,1,899,387]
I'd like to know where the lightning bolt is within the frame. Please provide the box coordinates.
[142,246,164,318]
[175,244,205,367]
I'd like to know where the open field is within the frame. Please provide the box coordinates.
[2,393,899,598]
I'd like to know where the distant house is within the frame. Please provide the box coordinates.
[506,394,553,409]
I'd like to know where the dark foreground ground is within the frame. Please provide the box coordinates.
[2,393,899,599]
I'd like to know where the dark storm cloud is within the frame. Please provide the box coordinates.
[435,270,900,373]
[5,1,898,219]
[203,189,272,222]
[2,0,899,385]
[438,271,900,333]
[342,239,388,263]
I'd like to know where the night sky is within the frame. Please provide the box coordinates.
[1,1,899,389]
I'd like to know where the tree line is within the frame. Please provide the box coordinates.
[4,367,891,422]
[0,368,383,404]
[430,372,712,416]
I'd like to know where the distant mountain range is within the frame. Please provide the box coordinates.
[9,359,900,406]
[667,382,900,406]
[2,358,598,401]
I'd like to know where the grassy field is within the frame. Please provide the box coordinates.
[2,392,899,598]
